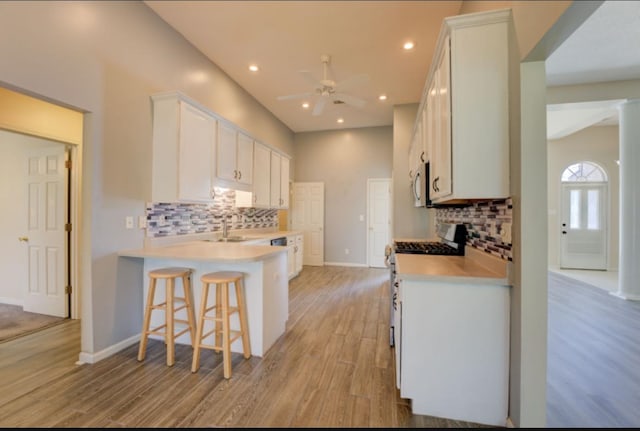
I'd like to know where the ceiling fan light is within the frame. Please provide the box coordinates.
[302,102,310,109]
[403,41,415,50]
[248,64,259,72]
[379,94,387,101]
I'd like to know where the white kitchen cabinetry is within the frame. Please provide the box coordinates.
[251,141,272,207]
[295,234,303,275]
[286,234,304,279]
[215,121,253,192]
[397,276,510,426]
[419,9,513,205]
[270,151,290,209]
[151,93,217,202]
[286,236,295,279]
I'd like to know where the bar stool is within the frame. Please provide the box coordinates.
[191,271,251,379]
[137,267,196,366]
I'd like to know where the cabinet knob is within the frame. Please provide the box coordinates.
[18,236,29,242]
[238,170,242,180]
[420,151,425,162]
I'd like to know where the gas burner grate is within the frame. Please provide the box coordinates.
[393,241,462,255]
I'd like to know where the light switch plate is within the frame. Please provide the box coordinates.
[125,216,134,229]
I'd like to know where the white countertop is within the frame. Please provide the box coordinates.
[119,240,287,263]
[395,247,511,285]
[142,229,303,248]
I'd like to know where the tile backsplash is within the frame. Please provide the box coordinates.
[146,188,278,237]
[435,198,512,261]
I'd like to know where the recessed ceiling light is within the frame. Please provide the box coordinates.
[248,64,259,72]
[403,41,415,50]
[337,118,344,124]
[379,94,387,101]
[302,102,310,109]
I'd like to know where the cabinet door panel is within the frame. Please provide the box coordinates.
[216,121,237,183]
[280,156,290,208]
[270,152,281,208]
[253,142,271,207]
[178,102,216,201]
[236,132,254,185]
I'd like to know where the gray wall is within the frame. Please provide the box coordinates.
[293,126,393,265]
[0,1,294,355]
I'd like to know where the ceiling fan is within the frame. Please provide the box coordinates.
[276,54,369,116]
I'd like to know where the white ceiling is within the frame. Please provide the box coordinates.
[145,1,640,137]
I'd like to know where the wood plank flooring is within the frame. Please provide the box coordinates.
[0,266,488,428]
[547,271,640,427]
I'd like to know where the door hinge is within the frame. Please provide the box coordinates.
[65,285,72,294]
[65,223,72,232]
[65,160,72,169]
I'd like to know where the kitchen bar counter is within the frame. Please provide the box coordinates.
[119,238,289,357]
[119,240,285,262]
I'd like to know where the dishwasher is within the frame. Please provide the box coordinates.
[270,237,287,246]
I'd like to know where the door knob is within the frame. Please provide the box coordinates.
[18,237,29,242]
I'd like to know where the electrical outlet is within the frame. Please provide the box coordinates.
[345,248,350,255]
[359,214,364,222]
[125,216,134,229]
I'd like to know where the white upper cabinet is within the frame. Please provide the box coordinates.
[270,151,290,209]
[252,141,272,208]
[152,91,291,207]
[215,121,253,192]
[151,93,217,202]
[421,9,513,205]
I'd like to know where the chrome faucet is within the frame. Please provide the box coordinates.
[222,218,228,239]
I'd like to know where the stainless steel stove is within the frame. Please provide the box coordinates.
[393,222,468,256]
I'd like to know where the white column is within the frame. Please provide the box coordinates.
[612,99,640,301]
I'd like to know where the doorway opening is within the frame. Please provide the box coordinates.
[0,85,83,342]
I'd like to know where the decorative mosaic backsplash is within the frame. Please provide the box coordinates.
[435,198,512,261]
[146,188,278,237]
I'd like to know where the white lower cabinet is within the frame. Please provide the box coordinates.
[286,236,295,280]
[294,234,303,275]
[286,234,304,280]
[397,277,510,427]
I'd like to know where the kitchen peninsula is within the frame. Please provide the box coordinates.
[118,238,288,357]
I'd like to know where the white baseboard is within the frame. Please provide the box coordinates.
[0,297,23,306]
[77,334,140,365]
[323,261,368,268]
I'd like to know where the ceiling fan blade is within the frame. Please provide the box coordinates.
[312,97,327,116]
[276,92,313,101]
[299,70,320,88]
[335,73,370,92]
[334,92,366,109]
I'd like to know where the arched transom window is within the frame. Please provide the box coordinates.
[561,161,607,182]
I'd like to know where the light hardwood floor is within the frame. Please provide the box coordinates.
[0,266,490,428]
[547,271,640,427]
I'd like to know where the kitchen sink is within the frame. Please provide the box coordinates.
[215,236,249,242]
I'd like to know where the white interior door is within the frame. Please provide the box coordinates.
[560,182,607,270]
[24,146,68,317]
[291,182,324,266]
[368,178,391,268]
